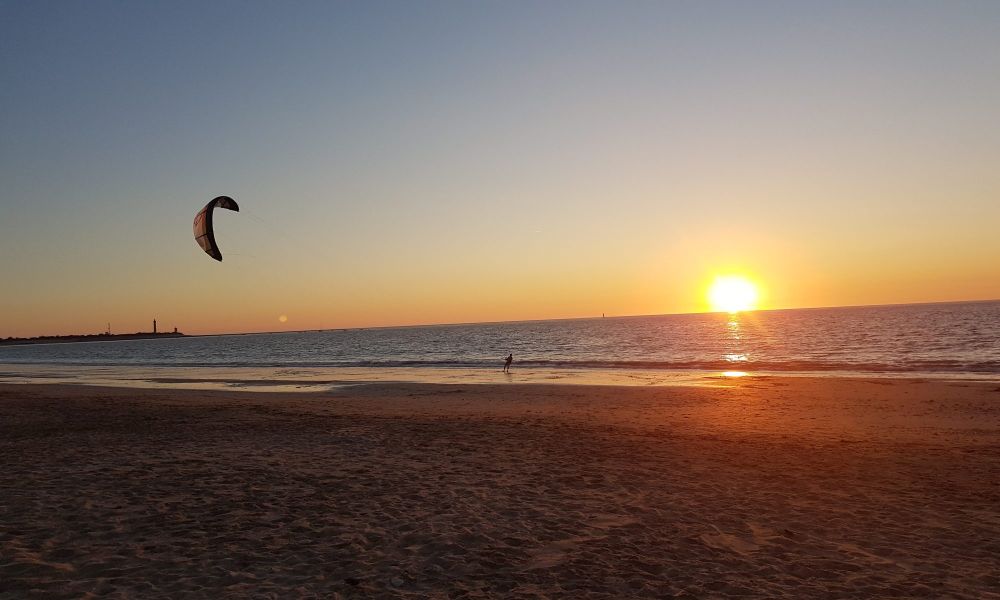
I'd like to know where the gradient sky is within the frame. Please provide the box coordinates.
[2,1,999,337]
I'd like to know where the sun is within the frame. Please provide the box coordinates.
[708,276,759,313]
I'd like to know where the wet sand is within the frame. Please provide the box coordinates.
[1,377,999,598]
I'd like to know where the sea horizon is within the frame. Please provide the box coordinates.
[230,296,1000,337]
[3,301,998,386]
[8,296,999,342]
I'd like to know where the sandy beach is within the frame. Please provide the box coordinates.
[2,377,999,598]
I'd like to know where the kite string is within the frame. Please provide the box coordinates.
[202,207,267,261]
[240,207,300,253]
[242,209,269,226]
[239,207,345,268]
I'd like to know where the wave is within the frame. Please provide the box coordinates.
[2,357,999,374]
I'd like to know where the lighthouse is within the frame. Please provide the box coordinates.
[153,319,157,334]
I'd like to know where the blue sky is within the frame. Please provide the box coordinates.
[2,1,999,336]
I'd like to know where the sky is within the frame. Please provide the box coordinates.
[2,1,999,337]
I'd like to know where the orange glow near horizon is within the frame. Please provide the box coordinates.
[708,276,760,313]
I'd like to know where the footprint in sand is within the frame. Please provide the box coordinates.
[589,513,639,530]
[700,522,778,555]
[2,541,76,573]
[837,542,912,570]
[525,513,640,569]
[526,536,601,569]
[700,530,759,555]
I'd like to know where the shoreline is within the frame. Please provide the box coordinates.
[0,332,186,347]
[1,363,1000,394]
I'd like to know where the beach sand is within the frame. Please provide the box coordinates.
[1,377,999,598]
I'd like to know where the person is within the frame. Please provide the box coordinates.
[503,353,513,373]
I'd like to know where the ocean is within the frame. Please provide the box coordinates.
[1,302,998,383]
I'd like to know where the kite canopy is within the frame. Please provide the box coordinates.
[193,196,239,261]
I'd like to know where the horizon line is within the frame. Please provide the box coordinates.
[252,296,1000,334]
[4,297,997,342]
[129,296,1000,340]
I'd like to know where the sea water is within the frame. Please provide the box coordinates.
[1,302,998,386]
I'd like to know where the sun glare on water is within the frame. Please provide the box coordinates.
[708,276,759,313]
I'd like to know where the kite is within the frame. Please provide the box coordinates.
[193,196,239,261]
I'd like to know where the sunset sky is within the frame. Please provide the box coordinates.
[2,1,999,337]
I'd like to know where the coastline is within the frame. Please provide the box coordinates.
[0,332,186,347]
[2,363,1000,394]
[2,377,999,597]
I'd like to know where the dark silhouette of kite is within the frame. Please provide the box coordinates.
[193,196,239,261]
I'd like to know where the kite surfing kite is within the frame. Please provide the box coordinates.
[193,196,239,261]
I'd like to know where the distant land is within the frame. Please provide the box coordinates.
[0,332,186,347]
